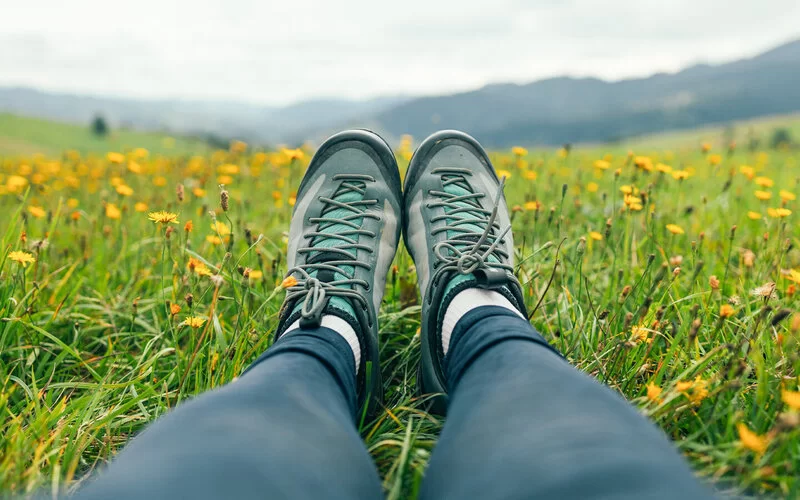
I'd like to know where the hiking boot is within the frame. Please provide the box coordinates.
[403,130,527,413]
[276,129,402,415]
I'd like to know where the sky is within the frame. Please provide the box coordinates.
[2,0,799,106]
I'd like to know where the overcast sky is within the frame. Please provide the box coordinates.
[2,0,799,106]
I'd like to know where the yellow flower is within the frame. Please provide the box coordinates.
[218,164,240,175]
[170,303,181,315]
[701,142,711,153]
[719,304,735,318]
[666,224,685,235]
[676,376,709,404]
[249,270,263,281]
[148,211,179,224]
[217,175,234,185]
[781,390,800,410]
[496,169,512,180]
[754,190,772,201]
[187,257,212,276]
[182,316,206,328]
[206,235,223,245]
[634,156,652,171]
[281,276,299,288]
[8,250,36,267]
[779,190,796,201]
[127,161,143,174]
[153,176,167,187]
[105,203,122,220]
[786,269,800,284]
[593,160,610,170]
[736,423,768,456]
[116,184,134,196]
[193,187,207,198]
[708,154,722,165]
[589,231,603,241]
[282,148,305,161]
[106,152,125,164]
[211,221,231,236]
[739,165,755,179]
[523,170,537,181]
[523,201,539,211]
[646,383,662,403]
[620,185,634,195]
[747,211,762,220]
[754,176,774,188]
[629,325,651,344]
[767,208,791,218]
[67,198,79,208]
[134,202,149,212]
[511,146,528,156]
[587,182,599,193]
[656,163,672,174]
[28,206,46,218]
[672,170,690,180]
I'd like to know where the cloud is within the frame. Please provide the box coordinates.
[1,0,798,105]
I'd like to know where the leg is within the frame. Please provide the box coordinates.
[421,306,714,499]
[77,328,382,500]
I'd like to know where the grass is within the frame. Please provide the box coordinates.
[0,113,209,157]
[1,129,799,498]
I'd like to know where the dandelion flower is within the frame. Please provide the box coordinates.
[116,184,134,196]
[646,383,662,403]
[106,152,125,164]
[782,390,800,411]
[593,160,610,170]
[672,170,690,180]
[28,206,46,218]
[148,211,179,224]
[719,304,735,318]
[182,316,206,328]
[496,169,512,180]
[587,182,599,193]
[134,202,148,212]
[656,163,673,174]
[211,221,231,236]
[106,203,122,220]
[708,154,722,165]
[755,190,772,201]
[589,231,603,241]
[206,235,223,245]
[523,201,539,211]
[754,176,774,188]
[779,190,796,201]
[170,303,181,315]
[666,224,685,235]
[736,423,768,456]
[767,208,791,218]
[281,276,298,289]
[739,165,755,179]
[511,146,528,156]
[747,211,762,220]
[249,270,264,281]
[8,250,36,267]
[187,257,212,276]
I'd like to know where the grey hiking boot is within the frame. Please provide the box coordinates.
[275,129,402,415]
[403,130,528,413]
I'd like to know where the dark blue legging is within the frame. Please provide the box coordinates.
[77,307,713,499]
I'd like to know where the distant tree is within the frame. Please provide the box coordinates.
[770,128,793,149]
[92,115,109,137]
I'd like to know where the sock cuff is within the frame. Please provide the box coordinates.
[287,315,361,374]
[444,306,563,391]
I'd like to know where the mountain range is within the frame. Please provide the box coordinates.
[2,39,799,148]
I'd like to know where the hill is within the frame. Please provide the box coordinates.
[373,39,800,147]
[0,113,209,156]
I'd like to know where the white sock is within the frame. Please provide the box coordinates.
[441,288,524,356]
[286,315,361,374]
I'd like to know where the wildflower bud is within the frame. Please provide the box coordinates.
[576,237,586,255]
[245,228,253,246]
[709,275,720,290]
[730,225,737,238]
[176,183,185,203]
[791,313,800,332]
[220,189,230,212]
[623,312,633,331]
[672,266,681,277]
[689,318,701,342]
[771,308,791,327]
[165,226,174,240]
[185,293,193,308]
[561,184,568,199]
